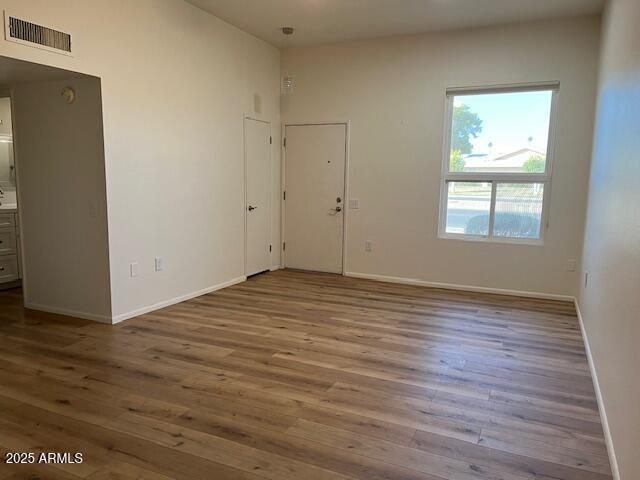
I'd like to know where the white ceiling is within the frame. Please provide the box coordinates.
[186,0,605,48]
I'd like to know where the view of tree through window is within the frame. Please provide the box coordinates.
[441,87,555,241]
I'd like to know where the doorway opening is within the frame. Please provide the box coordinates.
[0,94,19,289]
[0,55,111,321]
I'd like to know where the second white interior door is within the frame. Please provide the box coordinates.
[284,124,346,274]
[245,118,271,276]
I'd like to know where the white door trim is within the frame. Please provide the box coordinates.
[244,114,272,277]
[281,121,350,275]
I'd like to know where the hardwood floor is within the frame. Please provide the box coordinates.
[0,269,612,480]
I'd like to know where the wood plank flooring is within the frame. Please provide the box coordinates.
[0,269,612,479]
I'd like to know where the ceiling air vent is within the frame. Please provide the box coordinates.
[4,12,72,55]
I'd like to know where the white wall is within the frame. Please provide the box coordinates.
[0,0,281,320]
[12,77,112,320]
[579,0,640,478]
[281,16,600,297]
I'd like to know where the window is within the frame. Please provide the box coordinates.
[439,84,558,243]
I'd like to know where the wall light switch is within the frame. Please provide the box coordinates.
[349,198,360,209]
[130,262,139,278]
[567,259,577,272]
[155,257,164,272]
[365,240,373,252]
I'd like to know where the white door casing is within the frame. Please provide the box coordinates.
[245,118,271,276]
[284,123,346,274]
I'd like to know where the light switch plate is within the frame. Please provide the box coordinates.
[349,198,360,209]
[130,262,139,278]
[155,257,164,272]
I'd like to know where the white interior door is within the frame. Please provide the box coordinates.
[284,124,346,274]
[245,118,271,276]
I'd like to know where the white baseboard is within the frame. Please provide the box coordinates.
[111,275,247,324]
[574,299,620,480]
[344,271,575,302]
[25,276,248,325]
[24,302,112,324]
[270,265,283,271]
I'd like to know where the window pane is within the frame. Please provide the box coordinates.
[493,183,544,239]
[445,182,492,235]
[449,90,552,174]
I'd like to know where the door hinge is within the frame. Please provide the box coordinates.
[269,244,272,252]
[283,190,286,201]
[270,136,272,145]
[283,137,287,148]
[283,242,286,251]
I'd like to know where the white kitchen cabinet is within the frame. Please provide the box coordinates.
[0,211,20,286]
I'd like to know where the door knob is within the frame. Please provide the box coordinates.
[336,197,342,203]
[334,206,342,213]
[247,205,257,211]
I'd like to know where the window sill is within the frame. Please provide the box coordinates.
[438,232,544,246]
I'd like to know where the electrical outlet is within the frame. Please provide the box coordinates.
[365,240,373,252]
[349,198,360,209]
[567,259,577,272]
[130,262,139,278]
[155,257,164,272]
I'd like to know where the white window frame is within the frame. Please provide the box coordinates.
[438,82,560,245]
